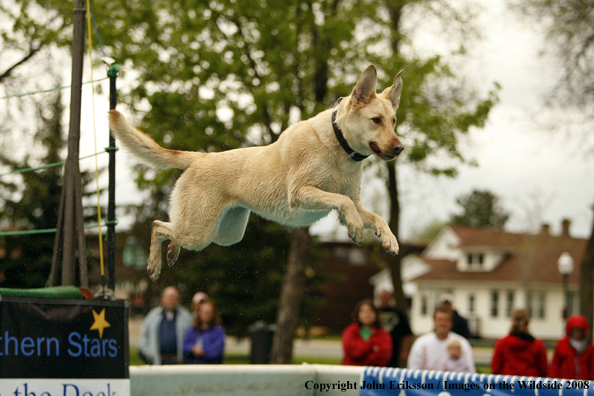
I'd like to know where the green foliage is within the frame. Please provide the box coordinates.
[412,219,446,242]
[151,216,292,338]
[1,0,500,335]
[0,90,97,288]
[450,189,510,229]
[96,0,497,334]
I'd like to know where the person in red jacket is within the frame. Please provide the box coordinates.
[342,298,392,366]
[550,315,594,380]
[491,309,548,377]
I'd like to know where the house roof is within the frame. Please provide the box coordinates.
[414,226,587,285]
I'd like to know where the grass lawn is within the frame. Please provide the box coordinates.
[129,347,487,371]
[129,347,341,366]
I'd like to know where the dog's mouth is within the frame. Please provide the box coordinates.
[369,141,394,160]
[369,141,382,156]
[369,141,401,161]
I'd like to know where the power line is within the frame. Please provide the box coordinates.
[0,150,108,177]
[0,77,109,100]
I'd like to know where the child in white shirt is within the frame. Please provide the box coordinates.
[440,339,474,372]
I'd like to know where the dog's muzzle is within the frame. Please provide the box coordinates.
[370,141,404,160]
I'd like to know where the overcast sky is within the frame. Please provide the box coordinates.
[75,0,593,243]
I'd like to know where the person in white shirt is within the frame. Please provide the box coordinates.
[407,307,475,372]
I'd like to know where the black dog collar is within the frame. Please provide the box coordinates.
[332,97,370,162]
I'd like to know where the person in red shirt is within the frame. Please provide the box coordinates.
[342,298,392,366]
[491,308,548,377]
[550,315,594,380]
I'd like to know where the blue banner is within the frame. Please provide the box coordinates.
[361,367,593,396]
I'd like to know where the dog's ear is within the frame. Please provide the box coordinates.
[381,70,403,111]
[351,65,377,106]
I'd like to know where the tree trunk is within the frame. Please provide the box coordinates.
[383,0,408,311]
[580,200,594,341]
[386,162,407,310]
[270,227,310,363]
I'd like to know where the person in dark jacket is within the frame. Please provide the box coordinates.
[377,290,413,367]
[342,298,392,366]
[550,315,594,380]
[183,300,225,364]
[438,293,472,339]
[491,308,548,377]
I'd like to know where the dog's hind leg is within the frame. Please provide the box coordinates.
[166,241,181,267]
[212,206,250,246]
[148,220,176,281]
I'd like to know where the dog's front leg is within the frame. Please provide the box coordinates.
[290,185,364,244]
[354,201,399,255]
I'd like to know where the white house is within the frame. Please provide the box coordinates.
[371,220,587,340]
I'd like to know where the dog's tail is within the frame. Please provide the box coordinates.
[108,110,198,170]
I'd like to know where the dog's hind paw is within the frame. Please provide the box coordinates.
[166,242,181,267]
[147,263,161,282]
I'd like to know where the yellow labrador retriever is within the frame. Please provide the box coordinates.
[109,65,404,280]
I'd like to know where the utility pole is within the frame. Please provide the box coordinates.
[580,201,594,341]
[49,0,87,287]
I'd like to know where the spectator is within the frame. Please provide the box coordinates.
[407,307,475,372]
[138,286,192,365]
[438,293,471,339]
[491,309,548,377]
[550,314,594,380]
[440,339,474,372]
[183,299,226,364]
[377,290,413,367]
[342,298,392,366]
[191,291,209,318]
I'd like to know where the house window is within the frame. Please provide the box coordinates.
[506,291,514,317]
[491,291,499,317]
[527,291,546,319]
[537,292,546,319]
[421,293,428,316]
[467,253,485,268]
[468,293,476,314]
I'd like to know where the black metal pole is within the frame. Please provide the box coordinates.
[107,66,119,291]
[563,273,569,320]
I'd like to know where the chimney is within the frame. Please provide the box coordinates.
[561,218,571,238]
[540,223,550,235]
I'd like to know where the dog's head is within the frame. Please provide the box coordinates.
[340,65,404,161]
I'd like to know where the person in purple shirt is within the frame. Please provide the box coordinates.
[183,299,226,364]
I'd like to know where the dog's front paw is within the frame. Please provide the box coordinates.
[376,226,399,255]
[347,218,365,245]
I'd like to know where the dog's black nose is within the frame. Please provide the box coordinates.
[394,145,404,156]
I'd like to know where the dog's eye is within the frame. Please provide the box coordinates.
[372,117,381,124]
[393,118,396,125]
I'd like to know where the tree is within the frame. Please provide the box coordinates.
[0,0,74,83]
[516,0,594,113]
[1,0,498,359]
[516,0,594,338]
[0,88,95,288]
[413,220,446,243]
[449,189,510,229]
[94,0,498,360]
[367,0,499,310]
